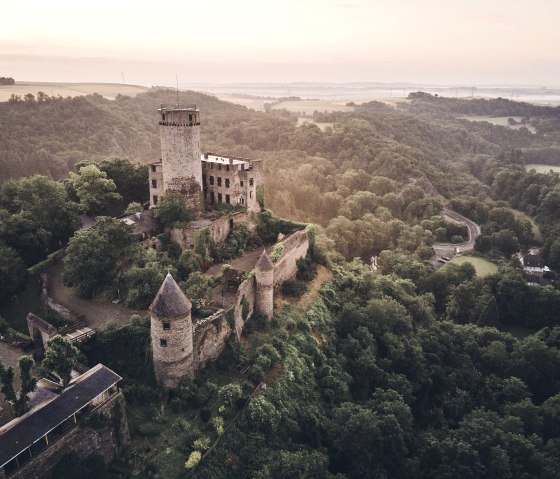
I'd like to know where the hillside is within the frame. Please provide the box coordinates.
[3,89,560,478]
[0,82,149,103]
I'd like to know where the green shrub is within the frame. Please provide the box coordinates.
[296,256,316,281]
[282,279,308,297]
[200,407,212,422]
[137,422,162,437]
[170,397,182,414]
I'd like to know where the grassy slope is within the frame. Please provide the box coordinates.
[444,256,498,277]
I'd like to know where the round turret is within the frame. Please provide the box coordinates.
[150,273,194,388]
[255,249,274,319]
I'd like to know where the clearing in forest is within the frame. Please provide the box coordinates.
[443,256,498,277]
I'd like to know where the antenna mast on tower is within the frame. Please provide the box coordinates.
[176,75,180,107]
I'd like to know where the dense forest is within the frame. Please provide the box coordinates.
[3,89,560,478]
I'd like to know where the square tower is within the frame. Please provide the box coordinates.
[158,105,202,212]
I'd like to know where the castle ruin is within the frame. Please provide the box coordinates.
[147,105,309,389]
[148,105,262,214]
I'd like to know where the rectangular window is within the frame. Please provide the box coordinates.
[210,176,214,185]
[163,322,170,330]
[153,195,158,204]
[240,180,244,187]
[151,179,157,189]
[218,193,223,203]
[250,178,254,186]
[211,163,214,169]
[202,175,207,186]
[225,194,230,204]
[217,177,222,186]
[160,339,167,347]
[250,191,252,198]
[218,164,222,170]
[151,165,156,172]
[225,178,230,188]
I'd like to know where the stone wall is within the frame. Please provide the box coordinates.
[192,276,256,369]
[188,231,307,371]
[232,276,256,337]
[272,230,309,286]
[40,274,82,322]
[8,392,129,479]
[193,313,231,368]
[170,211,250,249]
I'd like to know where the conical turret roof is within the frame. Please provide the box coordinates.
[149,273,192,318]
[256,249,274,270]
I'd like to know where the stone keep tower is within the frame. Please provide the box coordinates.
[159,105,202,212]
[255,249,274,319]
[150,273,194,388]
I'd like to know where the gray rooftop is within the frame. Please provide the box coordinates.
[149,273,192,318]
[256,249,274,270]
[0,364,121,467]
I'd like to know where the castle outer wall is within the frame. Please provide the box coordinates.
[191,229,309,370]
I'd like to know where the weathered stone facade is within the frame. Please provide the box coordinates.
[255,250,274,319]
[3,391,129,479]
[169,211,251,249]
[148,106,264,215]
[150,274,195,388]
[150,106,202,212]
[202,154,263,213]
[271,230,310,286]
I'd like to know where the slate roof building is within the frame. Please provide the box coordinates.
[0,364,123,479]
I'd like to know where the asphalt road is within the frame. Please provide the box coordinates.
[442,209,481,252]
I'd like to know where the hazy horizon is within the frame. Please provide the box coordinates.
[2,0,560,86]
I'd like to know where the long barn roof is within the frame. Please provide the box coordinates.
[0,364,121,468]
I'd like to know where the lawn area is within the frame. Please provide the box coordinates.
[511,208,542,242]
[444,256,498,277]
[525,163,560,174]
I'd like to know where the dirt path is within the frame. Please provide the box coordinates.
[47,263,146,329]
[0,341,23,369]
[275,265,333,312]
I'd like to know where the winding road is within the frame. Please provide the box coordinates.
[442,209,481,253]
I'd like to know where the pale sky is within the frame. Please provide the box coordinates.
[1,0,559,85]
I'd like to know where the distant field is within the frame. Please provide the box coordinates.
[525,163,560,174]
[0,82,149,102]
[444,256,498,277]
[459,115,536,133]
[511,209,542,242]
[272,99,355,115]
